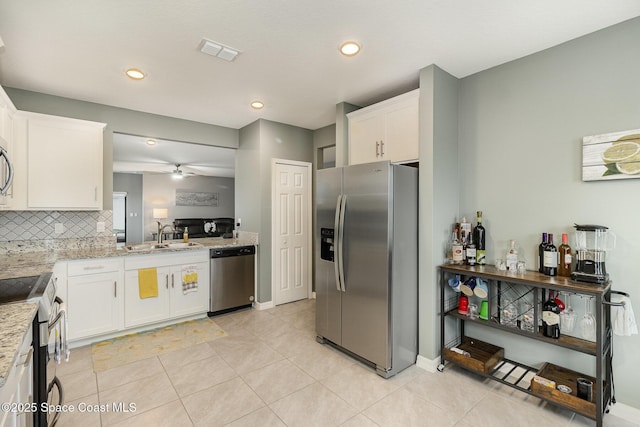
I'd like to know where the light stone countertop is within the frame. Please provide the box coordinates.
[0,233,258,387]
[0,234,258,281]
[0,302,38,388]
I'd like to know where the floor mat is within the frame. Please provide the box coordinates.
[91,317,227,371]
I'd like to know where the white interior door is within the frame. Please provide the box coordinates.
[273,160,311,305]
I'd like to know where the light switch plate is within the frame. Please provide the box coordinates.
[96,221,105,232]
[54,223,64,234]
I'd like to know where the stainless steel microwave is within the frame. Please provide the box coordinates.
[0,135,14,197]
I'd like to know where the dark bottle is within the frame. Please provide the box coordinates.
[474,211,486,265]
[542,290,561,338]
[558,233,572,277]
[466,233,476,266]
[543,233,558,276]
[538,232,548,273]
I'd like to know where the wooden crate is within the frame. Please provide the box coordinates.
[442,336,504,374]
[530,362,597,419]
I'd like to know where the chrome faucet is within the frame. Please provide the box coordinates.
[156,222,174,244]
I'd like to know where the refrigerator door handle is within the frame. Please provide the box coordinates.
[334,195,343,292]
[337,195,347,292]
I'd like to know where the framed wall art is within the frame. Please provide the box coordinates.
[175,189,219,206]
[582,128,640,181]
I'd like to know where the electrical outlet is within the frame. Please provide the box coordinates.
[236,218,241,227]
[96,222,105,232]
[54,223,64,234]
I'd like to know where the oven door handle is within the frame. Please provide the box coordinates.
[49,298,70,363]
[47,376,64,427]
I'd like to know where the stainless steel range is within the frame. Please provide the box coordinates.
[0,273,68,426]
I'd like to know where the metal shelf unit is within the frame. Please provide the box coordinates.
[439,264,619,427]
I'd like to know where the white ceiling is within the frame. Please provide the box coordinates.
[113,133,235,178]
[0,1,639,131]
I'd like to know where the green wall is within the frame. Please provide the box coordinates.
[236,119,314,302]
[457,17,640,409]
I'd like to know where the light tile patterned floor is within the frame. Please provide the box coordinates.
[56,299,637,427]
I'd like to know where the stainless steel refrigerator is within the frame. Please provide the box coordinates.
[315,160,418,378]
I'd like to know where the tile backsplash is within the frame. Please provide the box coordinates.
[0,210,114,242]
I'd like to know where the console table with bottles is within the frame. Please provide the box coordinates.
[439,264,624,427]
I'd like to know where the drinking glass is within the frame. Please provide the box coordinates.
[560,292,576,334]
[581,296,596,341]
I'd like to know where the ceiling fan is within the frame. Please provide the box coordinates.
[170,164,194,179]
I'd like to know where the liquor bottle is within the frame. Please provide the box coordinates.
[538,232,548,273]
[543,233,558,276]
[542,290,561,338]
[558,233,572,277]
[460,217,472,246]
[506,240,518,271]
[466,233,476,266]
[474,211,486,265]
[451,225,464,265]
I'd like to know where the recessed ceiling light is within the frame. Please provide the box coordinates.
[125,68,146,80]
[339,41,361,57]
[146,139,156,146]
[251,100,264,110]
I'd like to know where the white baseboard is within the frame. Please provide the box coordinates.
[416,354,441,373]
[254,300,274,310]
[608,401,640,423]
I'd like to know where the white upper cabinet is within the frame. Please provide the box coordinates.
[347,89,419,165]
[21,111,105,210]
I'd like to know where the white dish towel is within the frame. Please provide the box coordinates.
[611,294,638,336]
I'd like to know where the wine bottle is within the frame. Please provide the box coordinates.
[474,211,486,265]
[466,233,476,266]
[558,233,572,277]
[542,290,561,338]
[538,232,548,273]
[543,233,558,276]
[451,225,464,265]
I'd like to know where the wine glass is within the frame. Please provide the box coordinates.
[581,296,596,341]
[560,292,576,333]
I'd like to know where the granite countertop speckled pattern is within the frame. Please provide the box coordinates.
[0,235,258,281]
[0,302,38,387]
[0,233,258,387]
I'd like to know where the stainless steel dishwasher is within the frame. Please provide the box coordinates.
[208,245,256,316]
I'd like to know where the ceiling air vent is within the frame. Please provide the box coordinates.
[199,39,240,62]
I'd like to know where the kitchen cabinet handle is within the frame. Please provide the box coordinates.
[94,186,98,201]
[375,141,380,157]
[166,274,169,289]
[83,265,104,270]
[380,140,384,156]
[114,281,117,298]
[171,273,175,288]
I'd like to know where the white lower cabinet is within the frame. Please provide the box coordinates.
[60,250,210,343]
[124,251,210,329]
[0,323,33,427]
[66,258,123,341]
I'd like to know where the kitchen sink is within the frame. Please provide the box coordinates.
[165,242,203,249]
[124,242,203,252]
